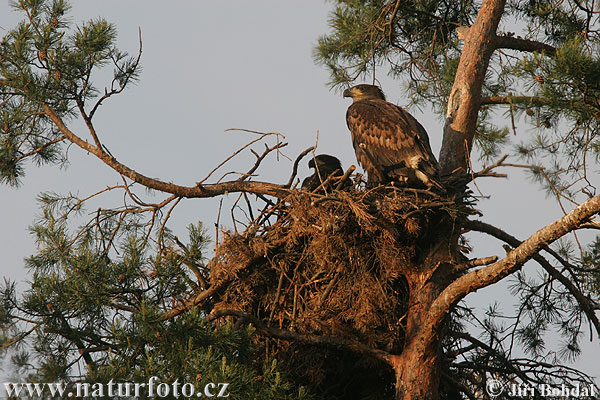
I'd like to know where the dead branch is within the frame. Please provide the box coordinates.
[454,256,499,273]
[456,154,510,184]
[43,104,291,199]
[285,146,315,189]
[157,196,182,250]
[0,323,40,350]
[197,129,286,185]
[335,165,356,190]
[238,142,288,182]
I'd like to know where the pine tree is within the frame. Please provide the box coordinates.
[1,1,600,400]
[315,1,600,397]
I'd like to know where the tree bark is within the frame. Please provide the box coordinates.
[438,0,507,178]
[396,0,508,398]
[392,278,444,400]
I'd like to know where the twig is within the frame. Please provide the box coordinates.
[215,199,223,246]
[157,196,182,251]
[285,146,316,189]
[474,154,509,178]
[197,131,283,185]
[14,135,67,163]
[89,28,143,119]
[174,236,207,288]
[231,193,243,234]
[238,142,288,182]
[242,192,255,222]
[335,165,356,190]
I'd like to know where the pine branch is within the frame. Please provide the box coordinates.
[14,135,66,163]
[451,331,530,383]
[428,195,600,339]
[464,219,600,337]
[158,249,275,321]
[480,95,551,106]
[494,35,556,55]
[43,104,291,199]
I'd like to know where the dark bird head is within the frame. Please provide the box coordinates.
[308,154,342,172]
[343,84,386,102]
[302,154,345,192]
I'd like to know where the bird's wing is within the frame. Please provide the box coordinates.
[346,99,443,188]
[381,101,440,170]
[347,101,436,165]
[346,102,399,177]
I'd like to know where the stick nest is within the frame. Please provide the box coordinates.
[209,187,473,356]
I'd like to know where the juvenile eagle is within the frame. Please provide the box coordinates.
[301,154,345,193]
[343,84,443,190]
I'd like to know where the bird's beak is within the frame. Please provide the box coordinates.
[343,88,352,98]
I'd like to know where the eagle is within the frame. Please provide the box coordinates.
[343,84,443,190]
[301,154,346,193]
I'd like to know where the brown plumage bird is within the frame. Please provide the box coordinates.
[343,84,443,190]
[301,154,345,193]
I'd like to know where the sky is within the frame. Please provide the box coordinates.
[1,0,598,384]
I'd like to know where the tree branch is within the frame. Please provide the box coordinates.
[158,246,276,321]
[454,256,498,273]
[451,331,531,383]
[480,95,551,106]
[14,135,66,163]
[285,146,315,189]
[427,195,600,338]
[464,219,600,337]
[494,35,556,55]
[42,104,291,199]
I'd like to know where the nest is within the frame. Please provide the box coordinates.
[209,187,472,373]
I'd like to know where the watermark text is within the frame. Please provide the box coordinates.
[3,376,230,398]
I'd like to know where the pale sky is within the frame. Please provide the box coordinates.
[1,0,598,383]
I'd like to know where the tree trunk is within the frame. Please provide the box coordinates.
[390,224,460,400]
[392,279,443,400]
[439,0,507,178]
[413,0,507,393]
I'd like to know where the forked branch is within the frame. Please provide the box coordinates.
[43,104,291,199]
[427,194,600,340]
[464,219,600,336]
